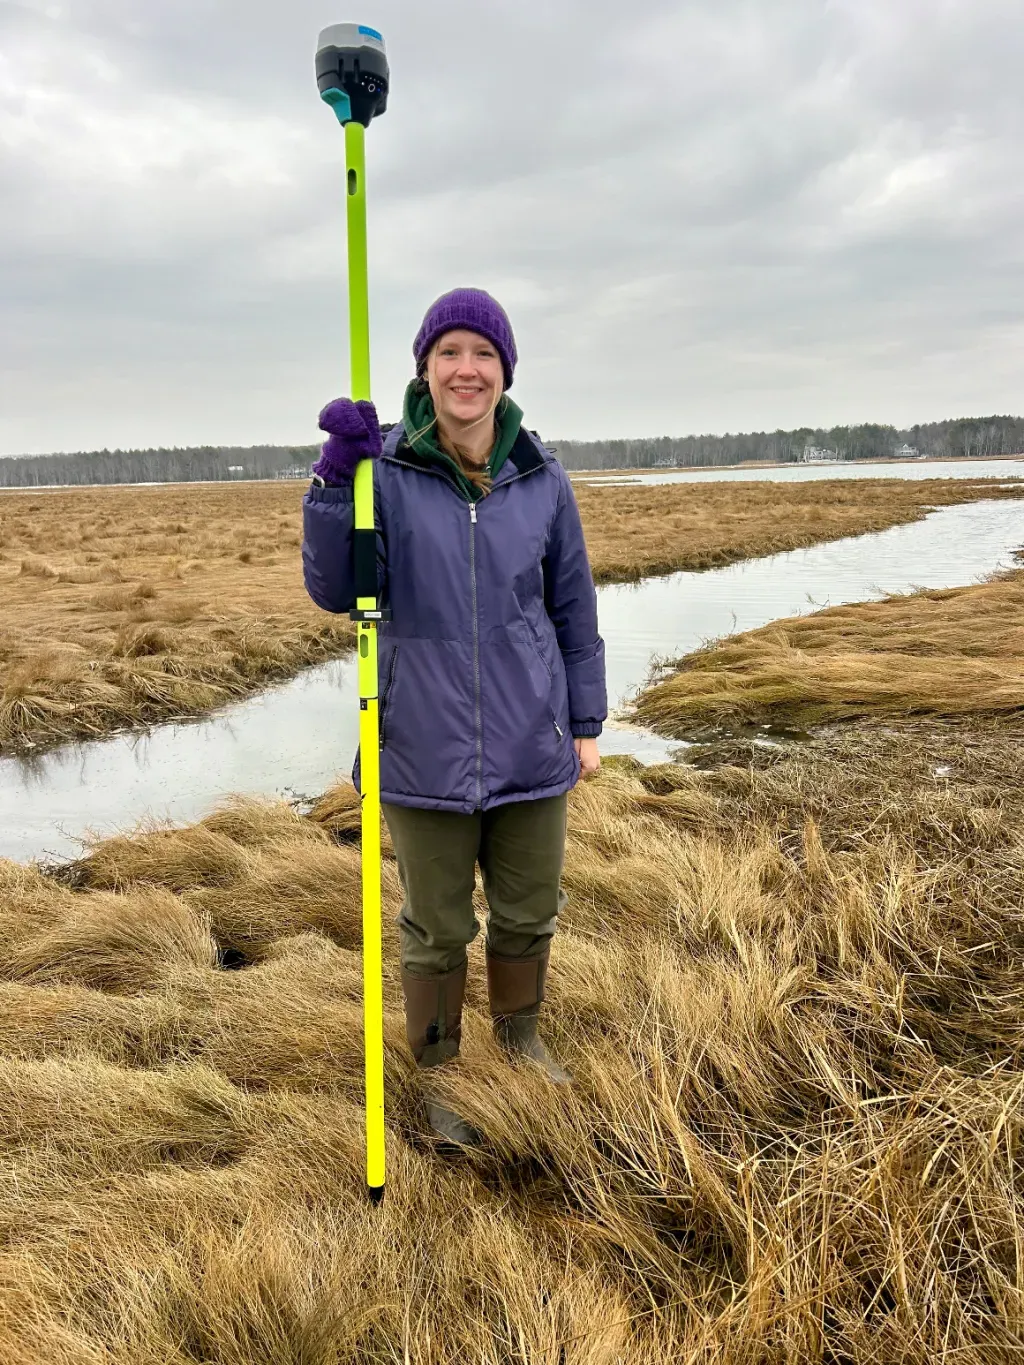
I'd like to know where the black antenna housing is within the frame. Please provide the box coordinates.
[316,22,389,127]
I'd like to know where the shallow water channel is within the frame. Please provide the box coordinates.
[3,498,1023,864]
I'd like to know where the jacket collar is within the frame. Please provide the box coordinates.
[496,426,550,483]
[382,423,551,488]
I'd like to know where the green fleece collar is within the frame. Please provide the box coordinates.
[401,380,524,502]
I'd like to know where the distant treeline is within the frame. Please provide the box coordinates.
[0,443,321,489]
[1,415,1022,487]
[555,415,1024,470]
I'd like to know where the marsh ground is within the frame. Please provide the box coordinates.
[0,482,343,757]
[0,717,1020,1359]
[2,555,1024,1357]
[2,475,1022,754]
[633,563,1024,736]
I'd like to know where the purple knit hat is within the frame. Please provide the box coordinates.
[413,288,518,390]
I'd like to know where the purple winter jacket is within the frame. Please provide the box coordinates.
[302,422,607,813]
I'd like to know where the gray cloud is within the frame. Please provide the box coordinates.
[1,0,1021,454]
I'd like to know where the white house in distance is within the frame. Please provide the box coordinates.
[894,443,920,459]
[800,445,840,463]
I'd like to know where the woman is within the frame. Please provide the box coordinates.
[302,288,606,1145]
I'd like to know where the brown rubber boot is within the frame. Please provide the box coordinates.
[401,963,481,1147]
[485,946,571,1085]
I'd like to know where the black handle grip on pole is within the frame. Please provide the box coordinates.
[354,527,377,598]
[350,527,391,622]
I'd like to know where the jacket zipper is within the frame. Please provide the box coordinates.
[464,469,561,767]
[383,451,552,803]
[469,501,482,807]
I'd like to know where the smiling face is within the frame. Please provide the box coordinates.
[426,329,504,433]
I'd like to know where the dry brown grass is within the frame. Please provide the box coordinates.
[634,566,1024,736]
[3,476,1022,754]
[0,483,350,755]
[0,715,1020,1359]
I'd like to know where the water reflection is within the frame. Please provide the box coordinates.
[3,500,1023,864]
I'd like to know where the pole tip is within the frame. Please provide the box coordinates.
[368,1184,385,1206]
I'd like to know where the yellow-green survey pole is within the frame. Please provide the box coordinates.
[316,21,391,1204]
[347,117,386,1205]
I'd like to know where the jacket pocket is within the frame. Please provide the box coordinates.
[379,645,400,749]
[481,637,574,800]
[526,635,564,738]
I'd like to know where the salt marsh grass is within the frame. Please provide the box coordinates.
[634,565,1024,735]
[3,480,1024,1359]
[0,483,347,755]
[2,476,1021,753]
[0,713,1021,1358]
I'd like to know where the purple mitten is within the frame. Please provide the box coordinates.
[312,398,382,483]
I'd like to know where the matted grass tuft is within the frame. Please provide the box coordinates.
[634,565,1024,735]
[0,715,1023,1358]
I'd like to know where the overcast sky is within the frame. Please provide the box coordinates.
[1,0,1022,455]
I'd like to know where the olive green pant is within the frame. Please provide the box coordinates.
[383,795,569,976]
